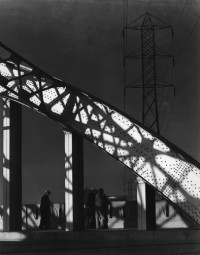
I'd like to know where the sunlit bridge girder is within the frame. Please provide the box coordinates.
[0,41,200,226]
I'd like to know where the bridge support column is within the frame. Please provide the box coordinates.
[137,177,146,230]
[146,184,156,230]
[2,99,22,231]
[137,177,156,230]
[64,130,84,231]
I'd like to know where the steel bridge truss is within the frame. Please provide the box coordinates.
[0,42,199,226]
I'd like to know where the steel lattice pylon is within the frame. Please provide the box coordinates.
[123,12,174,133]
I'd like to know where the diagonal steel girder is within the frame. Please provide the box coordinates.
[0,42,200,226]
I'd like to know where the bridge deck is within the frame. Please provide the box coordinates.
[0,229,200,254]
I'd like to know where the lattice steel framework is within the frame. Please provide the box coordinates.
[0,42,200,226]
[123,12,174,133]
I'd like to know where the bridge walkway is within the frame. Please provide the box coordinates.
[0,229,200,255]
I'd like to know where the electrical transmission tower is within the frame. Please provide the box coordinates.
[123,12,174,134]
[123,11,174,230]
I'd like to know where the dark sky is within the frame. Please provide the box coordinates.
[0,0,200,204]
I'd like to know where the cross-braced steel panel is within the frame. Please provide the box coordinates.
[0,42,199,226]
[141,14,159,132]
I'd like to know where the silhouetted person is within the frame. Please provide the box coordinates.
[95,188,109,229]
[39,190,52,230]
[86,188,97,229]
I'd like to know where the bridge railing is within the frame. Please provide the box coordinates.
[0,198,195,231]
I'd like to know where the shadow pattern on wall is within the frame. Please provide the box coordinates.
[0,42,199,226]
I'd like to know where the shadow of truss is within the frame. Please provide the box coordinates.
[0,42,199,226]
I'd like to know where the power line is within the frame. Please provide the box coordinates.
[163,95,176,136]
[161,0,197,135]
[166,0,195,85]
[165,0,191,85]
[174,0,189,31]
[175,14,200,65]
[176,62,200,94]
[168,0,188,81]
[123,0,128,113]
[158,1,187,126]
[164,61,200,135]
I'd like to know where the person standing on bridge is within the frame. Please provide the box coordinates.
[39,190,52,230]
[86,188,97,229]
[95,188,110,229]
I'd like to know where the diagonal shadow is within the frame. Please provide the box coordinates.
[0,42,199,226]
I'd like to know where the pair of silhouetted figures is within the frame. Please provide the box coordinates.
[39,188,112,230]
[86,188,112,229]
